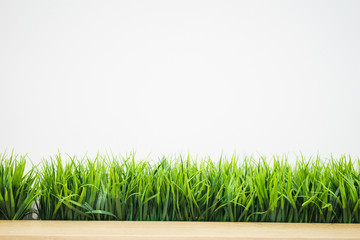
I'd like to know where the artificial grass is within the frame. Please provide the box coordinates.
[1,152,360,222]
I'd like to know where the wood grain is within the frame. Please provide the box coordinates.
[0,221,360,240]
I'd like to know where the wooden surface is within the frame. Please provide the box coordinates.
[0,221,360,240]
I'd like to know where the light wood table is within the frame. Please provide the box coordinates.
[0,221,360,239]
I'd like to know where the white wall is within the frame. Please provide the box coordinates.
[1,0,360,163]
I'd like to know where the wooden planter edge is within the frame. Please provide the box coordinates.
[0,221,360,240]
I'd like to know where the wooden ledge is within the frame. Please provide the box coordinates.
[0,221,359,240]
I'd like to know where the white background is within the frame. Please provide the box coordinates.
[1,0,360,163]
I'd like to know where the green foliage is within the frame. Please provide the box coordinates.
[1,152,359,222]
[36,153,360,223]
[0,152,38,220]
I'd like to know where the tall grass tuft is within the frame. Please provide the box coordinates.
[0,152,38,220]
[36,153,360,223]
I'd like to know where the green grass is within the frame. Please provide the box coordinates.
[0,152,38,220]
[1,152,360,222]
